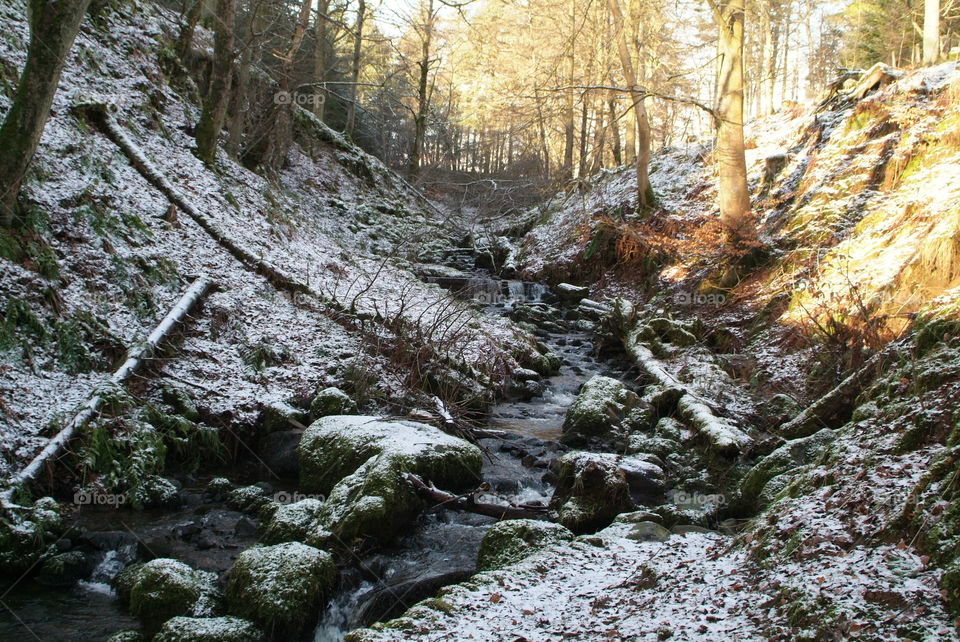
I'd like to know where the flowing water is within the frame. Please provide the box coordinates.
[0,278,631,641]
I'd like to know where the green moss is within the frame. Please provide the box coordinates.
[125,558,220,634]
[153,616,264,642]
[736,429,836,513]
[476,519,574,571]
[298,416,482,546]
[225,542,335,635]
[262,499,324,544]
[562,375,639,442]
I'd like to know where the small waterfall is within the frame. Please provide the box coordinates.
[314,582,375,642]
[505,281,526,303]
[78,544,136,595]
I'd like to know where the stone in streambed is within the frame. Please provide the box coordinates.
[153,616,264,642]
[562,375,639,442]
[476,519,575,571]
[225,542,335,636]
[298,415,482,546]
[117,558,220,634]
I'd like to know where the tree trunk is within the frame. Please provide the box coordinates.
[408,0,434,177]
[712,0,755,241]
[923,0,940,65]
[195,0,236,165]
[227,8,260,157]
[177,0,205,60]
[608,94,622,165]
[0,0,92,226]
[241,0,312,171]
[313,0,331,118]
[345,0,366,137]
[562,0,576,179]
[608,0,652,208]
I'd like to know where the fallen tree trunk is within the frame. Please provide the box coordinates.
[616,302,753,456]
[1,275,213,510]
[404,473,554,521]
[75,102,313,300]
[779,336,908,439]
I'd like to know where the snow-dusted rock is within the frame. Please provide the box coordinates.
[562,375,639,442]
[298,416,483,545]
[261,498,325,544]
[554,282,589,303]
[476,519,574,571]
[117,558,221,634]
[309,387,356,419]
[736,428,836,511]
[225,542,335,636]
[153,616,263,642]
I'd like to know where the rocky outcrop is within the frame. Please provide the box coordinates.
[298,416,483,545]
[116,558,220,634]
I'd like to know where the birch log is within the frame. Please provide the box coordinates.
[1,275,213,509]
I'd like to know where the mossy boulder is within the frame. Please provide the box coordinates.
[153,616,264,642]
[36,550,89,587]
[225,542,335,636]
[262,401,308,433]
[133,475,180,508]
[476,519,574,571]
[736,429,836,512]
[122,558,220,634]
[298,416,482,545]
[0,496,63,575]
[226,485,277,518]
[551,452,638,533]
[261,498,324,544]
[562,375,639,442]
[106,631,145,642]
[309,387,356,419]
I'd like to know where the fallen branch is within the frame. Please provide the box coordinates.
[616,302,752,456]
[404,473,554,521]
[75,101,313,300]
[1,275,213,509]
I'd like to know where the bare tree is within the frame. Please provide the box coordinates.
[608,0,653,208]
[0,0,92,226]
[345,0,367,136]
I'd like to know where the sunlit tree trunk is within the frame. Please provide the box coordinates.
[710,0,755,241]
[608,0,652,208]
[563,3,576,180]
[195,0,236,164]
[345,0,366,137]
[923,0,940,65]
[0,0,91,226]
[408,0,434,177]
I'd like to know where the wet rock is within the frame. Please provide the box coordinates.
[153,616,264,642]
[225,542,335,636]
[106,632,144,642]
[619,456,667,504]
[562,375,639,443]
[736,429,836,512]
[309,387,357,419]
[555,283,589,303]
[298,416,482,545]
[81,529,138,552]
[206,477,233,500]
[670,524,714,536]
[613,510,664,525]
[357,570,473,625]
[476,519,574,571]
[36,550,90,587]
[119,558,221,634]
[512,367,541,381]
[258,430,303,478]
[508,378,545,401]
